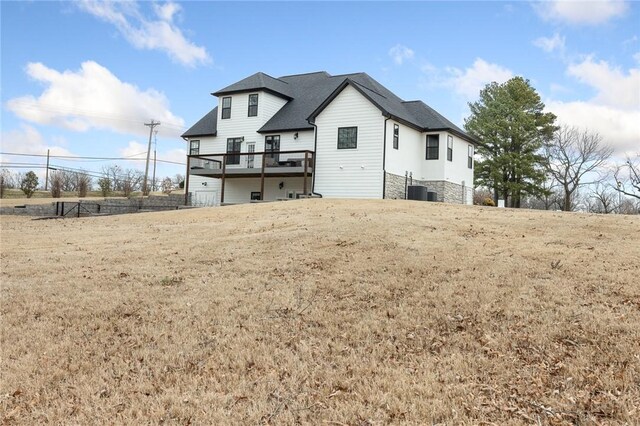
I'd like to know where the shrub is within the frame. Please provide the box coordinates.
[77,173,91,198]
[50,171,63,198]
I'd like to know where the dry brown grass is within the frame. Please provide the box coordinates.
[1,199,639,425]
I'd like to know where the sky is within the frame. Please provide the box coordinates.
[1,0,639,184]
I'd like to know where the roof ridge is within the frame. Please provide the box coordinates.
[349,79,387,99]
[257,71,289,85]
[278,71,330,78]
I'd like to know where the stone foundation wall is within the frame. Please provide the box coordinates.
[384,172,473,204]
[0,194,188,217]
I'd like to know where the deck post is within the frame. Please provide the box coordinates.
[303,151,309,196]
[221,155,227,204]
[260,153,266,200]
[184,155,191,206]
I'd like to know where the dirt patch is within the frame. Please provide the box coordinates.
[1,199,639,424]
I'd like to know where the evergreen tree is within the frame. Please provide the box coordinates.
[465,77,557,207]
[20,171,39,198]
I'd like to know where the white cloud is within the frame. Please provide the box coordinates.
[534,0,628,25]
[567,56,639,109]
[0,124,76,183]
[546,100,640,155]
[0,124,75,158]
[533,33,566,53]
[547,56,640,155]
[444,58,514,100]
[6,61,185,138]
[77,1,210,67]
[389,44,415,65]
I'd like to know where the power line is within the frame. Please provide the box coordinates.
[0,151,185,165]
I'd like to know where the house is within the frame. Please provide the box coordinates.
[181,71,476,206]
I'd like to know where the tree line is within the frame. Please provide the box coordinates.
[0,166,184,199]
[466,77,639,214]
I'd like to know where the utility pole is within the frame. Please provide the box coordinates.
[143,120,160,195]
[152,130,158,192]
[45,149,50,190]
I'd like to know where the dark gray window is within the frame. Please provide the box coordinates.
[338,127,357,149]
[226,138,242,165]
[426,135,439,160]
[468,145,474,169]
[447,135,453,161]
[265,135,280,163]
[221,97,232,119]
[248,94,258,117]
[251,191,262,201]
[393,124,399,150]
[189,140,200,155]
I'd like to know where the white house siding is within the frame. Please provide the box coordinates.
[442,134,474,205]
[313,85,385,198]
[384,121,423,177]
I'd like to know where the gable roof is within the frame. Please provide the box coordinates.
[212,72,292,99]
[181,107,217,138]
[183,71,476,143]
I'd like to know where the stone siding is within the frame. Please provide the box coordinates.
[384,172,473,204]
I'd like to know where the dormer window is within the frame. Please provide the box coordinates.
[248,94,258,117]
[221,97,232,119]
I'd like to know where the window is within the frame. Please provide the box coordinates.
[189,140,200,155]
[248,94,258,117]
[393,124,399,150]
[468,145,474,169]
[447,135,453,161]
[265,135,280,163]
[337,127,357,149]
[251,191,262,201]
[426,134,439,160]
[221,97,232,119]
[226,138,242,165]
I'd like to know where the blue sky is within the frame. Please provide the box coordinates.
[1,1,639,182]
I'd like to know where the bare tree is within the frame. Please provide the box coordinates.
[101,165,122,192]
[589,183,617,214]
[613,154,640,201]
[544,125,613,211]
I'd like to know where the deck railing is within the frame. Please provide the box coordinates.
[185,150,314,204]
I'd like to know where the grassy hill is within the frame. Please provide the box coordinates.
[1,199,638,424]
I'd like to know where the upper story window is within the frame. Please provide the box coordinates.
[248,94,258,117]
[447,135,453,161]
[468,145,474,169]
[189,140,200,155]
[338,127,358,149]
[221,97,232,119]
[393,124,399,150]
[426,134,439,160]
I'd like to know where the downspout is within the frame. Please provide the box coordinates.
[382,116,390,199]
[182,136,190,206]
[309,122,322,198]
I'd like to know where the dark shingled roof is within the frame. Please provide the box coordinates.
[212,72,292,99]
[181,107,217,138]
[183,72,476,143]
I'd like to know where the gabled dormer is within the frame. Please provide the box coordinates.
[211,72,292,133]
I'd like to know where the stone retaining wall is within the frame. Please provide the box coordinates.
[0,194,188,217]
